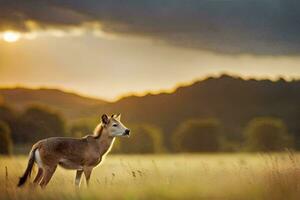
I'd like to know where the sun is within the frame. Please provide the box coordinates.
[2,31,21,43]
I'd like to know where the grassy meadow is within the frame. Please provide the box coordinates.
[1,153,300,200]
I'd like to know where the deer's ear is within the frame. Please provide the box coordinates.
[116,113,121,120]
[101,114,109,124]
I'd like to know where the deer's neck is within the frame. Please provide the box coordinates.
[97,130,115,156]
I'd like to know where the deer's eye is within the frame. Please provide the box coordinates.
[113,124,118,127]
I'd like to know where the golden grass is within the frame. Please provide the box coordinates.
[0,153,299,200]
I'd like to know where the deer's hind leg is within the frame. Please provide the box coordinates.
[33,168,43,185]
[40,165,57,189]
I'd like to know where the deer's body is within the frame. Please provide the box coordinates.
[35,135,114,170]
[18,114,129,188]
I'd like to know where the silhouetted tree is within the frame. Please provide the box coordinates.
[0,95,4,105]
[14,106,66,143]
[244,117,293,151]
[0,105,16,127]
[0,105,18,142]
[0,121,13,155]
[173,118,221,152]
[69,123,92,137]
[117,124,164,154]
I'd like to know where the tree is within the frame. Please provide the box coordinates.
[117,124,164,154]
[69,123,92,137]
[244,117,293,151]
[0,121,13,155]
[173,118,221,152]
[14,106,66,143]
[0,95,4,105]
[0,105,18,142]
[0,105,16,127]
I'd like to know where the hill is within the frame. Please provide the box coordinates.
[92,75,300,149]
[0,87,106,118]
[1,75,300,149]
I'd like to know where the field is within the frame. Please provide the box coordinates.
[1,153,300,200]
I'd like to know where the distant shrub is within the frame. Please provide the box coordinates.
[0,105,17,143]
[117,124,164,154]
[173,118,221,152]
[0,95,4,105]
[0,105,16,127]
[14,106,66,143]
[244,117,293,151]
[0,121,13,155]
[69,122,93,137]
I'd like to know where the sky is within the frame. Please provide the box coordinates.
[0,0,300,101]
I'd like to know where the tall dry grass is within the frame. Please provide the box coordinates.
[0,153,299,200]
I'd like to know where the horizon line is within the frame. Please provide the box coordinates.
[0,72,299,103]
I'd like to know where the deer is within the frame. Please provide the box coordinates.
[17,114,130,188]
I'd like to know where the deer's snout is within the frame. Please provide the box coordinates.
[124,129,130,136]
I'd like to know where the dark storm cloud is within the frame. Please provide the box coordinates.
[1,0,300,55]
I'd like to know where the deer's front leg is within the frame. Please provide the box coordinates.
[83,167,93,186]
[75,170,83,187]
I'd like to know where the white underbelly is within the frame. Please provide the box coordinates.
[58,159,83,170]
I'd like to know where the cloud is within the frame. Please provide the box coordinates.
[1,0,300,55]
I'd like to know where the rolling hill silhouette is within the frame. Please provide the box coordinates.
[1,75,300,149]
[93,75,300,148]
[0,87,106,118]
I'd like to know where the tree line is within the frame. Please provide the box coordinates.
[0,104,293,155]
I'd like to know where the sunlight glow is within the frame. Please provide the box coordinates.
[2,31,21,43]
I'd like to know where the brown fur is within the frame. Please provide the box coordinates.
[18,114,129,188]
